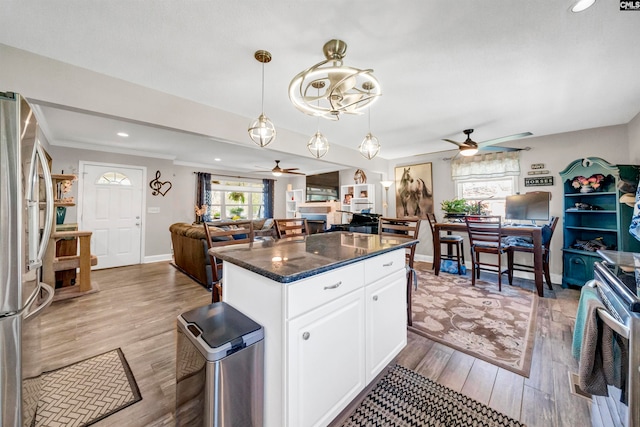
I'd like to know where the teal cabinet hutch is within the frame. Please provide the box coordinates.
[559,157,640,288]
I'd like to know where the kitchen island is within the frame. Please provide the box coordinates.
[209,231,417,427]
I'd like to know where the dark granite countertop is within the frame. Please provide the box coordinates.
[208,231,418,283]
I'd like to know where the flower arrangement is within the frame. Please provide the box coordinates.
[571,174,605,192]
[194,204,208,223]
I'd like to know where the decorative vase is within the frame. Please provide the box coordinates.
[56,206,66,224]
[580,185,594,193]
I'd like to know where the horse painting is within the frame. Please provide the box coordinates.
[354,169,367,184]
[396,166,433,218]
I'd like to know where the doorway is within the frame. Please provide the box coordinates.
[78,162,146,269]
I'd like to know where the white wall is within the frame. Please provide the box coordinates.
[387,124,632,281]
[628,111,640,164]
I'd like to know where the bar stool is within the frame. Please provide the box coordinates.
[426,213,465,275]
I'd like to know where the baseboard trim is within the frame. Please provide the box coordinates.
[144,254,173,264]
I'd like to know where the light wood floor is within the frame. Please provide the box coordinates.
[39,261,594,427]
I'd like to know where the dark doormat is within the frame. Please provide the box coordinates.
[36,348,142,427]
[341,364,525,427]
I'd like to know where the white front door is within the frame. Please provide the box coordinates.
[79,162,144,269]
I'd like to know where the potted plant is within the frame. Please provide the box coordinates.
[467,200,490,218]
[440,198,470,220]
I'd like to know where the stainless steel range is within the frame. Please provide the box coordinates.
[589,250,640,427]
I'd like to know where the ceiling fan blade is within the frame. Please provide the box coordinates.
[443,138,464,147]
[479,145,522,153]
[282,167,300,171]
[284,171,305,175]
[478,132,532,148]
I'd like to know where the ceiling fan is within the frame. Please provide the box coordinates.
[257,160,305,177]
[443,129,533,157]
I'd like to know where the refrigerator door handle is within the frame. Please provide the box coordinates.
[28,141,54,269]
[23,283,54,320]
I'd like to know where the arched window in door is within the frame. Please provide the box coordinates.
[96,171,132,186]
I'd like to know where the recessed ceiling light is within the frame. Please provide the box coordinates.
[214,158,221,161]
[117,132,129,137]
[571,0,596,12]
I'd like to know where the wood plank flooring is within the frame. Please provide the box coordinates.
[39,261,594,426]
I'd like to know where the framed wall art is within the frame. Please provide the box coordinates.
[394,162,434,218]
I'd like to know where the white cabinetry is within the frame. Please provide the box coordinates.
[365,269,406,382]
[286,189,304,218]
[340,184,375,222]
[287,289,366,427]
[223,248,406,427]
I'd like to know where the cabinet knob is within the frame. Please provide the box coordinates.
[373,295,378,301]
[383,261,394,267]
[302,332,310,340]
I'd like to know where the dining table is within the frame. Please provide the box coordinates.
[433,221,546,297]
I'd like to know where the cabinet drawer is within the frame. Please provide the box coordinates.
[364,249,405,284]
[287,263,364,319]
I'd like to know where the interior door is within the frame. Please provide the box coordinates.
[80,163,144,269]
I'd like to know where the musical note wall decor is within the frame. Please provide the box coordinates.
[149,170,172,196]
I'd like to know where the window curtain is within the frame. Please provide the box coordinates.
[196,172,212,222]
[263,179,275,218]
[451,151,521,180]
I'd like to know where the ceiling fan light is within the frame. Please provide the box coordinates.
[248,114,276,147]
[460,147,478,157]
[289,40,381,120]
[571,0,596,12]
[271,171,282,177]
[359,132,380,160]
[307,131,329,158]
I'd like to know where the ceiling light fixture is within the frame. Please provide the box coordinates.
[459,146,478,157]
[117,132,129,137]
[289,39,381,120]
[248,50,276,147]
[571,0,596,12]
[358,82,380,160]
[307,82,330,158]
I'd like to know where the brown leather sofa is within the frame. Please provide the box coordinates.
[169,219,273,287]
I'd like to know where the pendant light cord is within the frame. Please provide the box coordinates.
[261,61,265,115]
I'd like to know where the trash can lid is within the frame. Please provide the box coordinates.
[180,302,263,351]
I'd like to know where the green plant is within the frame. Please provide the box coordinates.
[440,198,470,213]
[228,191,246,204]
[467,200,489,215]
[229,206,245,217]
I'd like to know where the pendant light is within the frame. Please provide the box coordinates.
[248,50,276,147]
[358,82,380,160]
[307,82,330,158]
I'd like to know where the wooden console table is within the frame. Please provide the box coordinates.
[433,222,545,297]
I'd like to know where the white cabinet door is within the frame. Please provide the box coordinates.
[365,269,407,383]
[287,289,365,427]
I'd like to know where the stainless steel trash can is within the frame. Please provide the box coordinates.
[175,302,264,427]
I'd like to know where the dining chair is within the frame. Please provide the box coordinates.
[426,213,465,275]
[507,216,558,290]
[203,221,254,303]
[378,217,421,326]
[274,218,309,239]
[465,215,512,291]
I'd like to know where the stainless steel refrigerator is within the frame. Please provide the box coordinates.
[1,92,55,426]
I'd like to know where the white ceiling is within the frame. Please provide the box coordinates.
[2,1,639,174]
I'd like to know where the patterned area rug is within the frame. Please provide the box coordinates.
[341,364,525,426]
[36,349,142,427]
[409,268,537,377]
